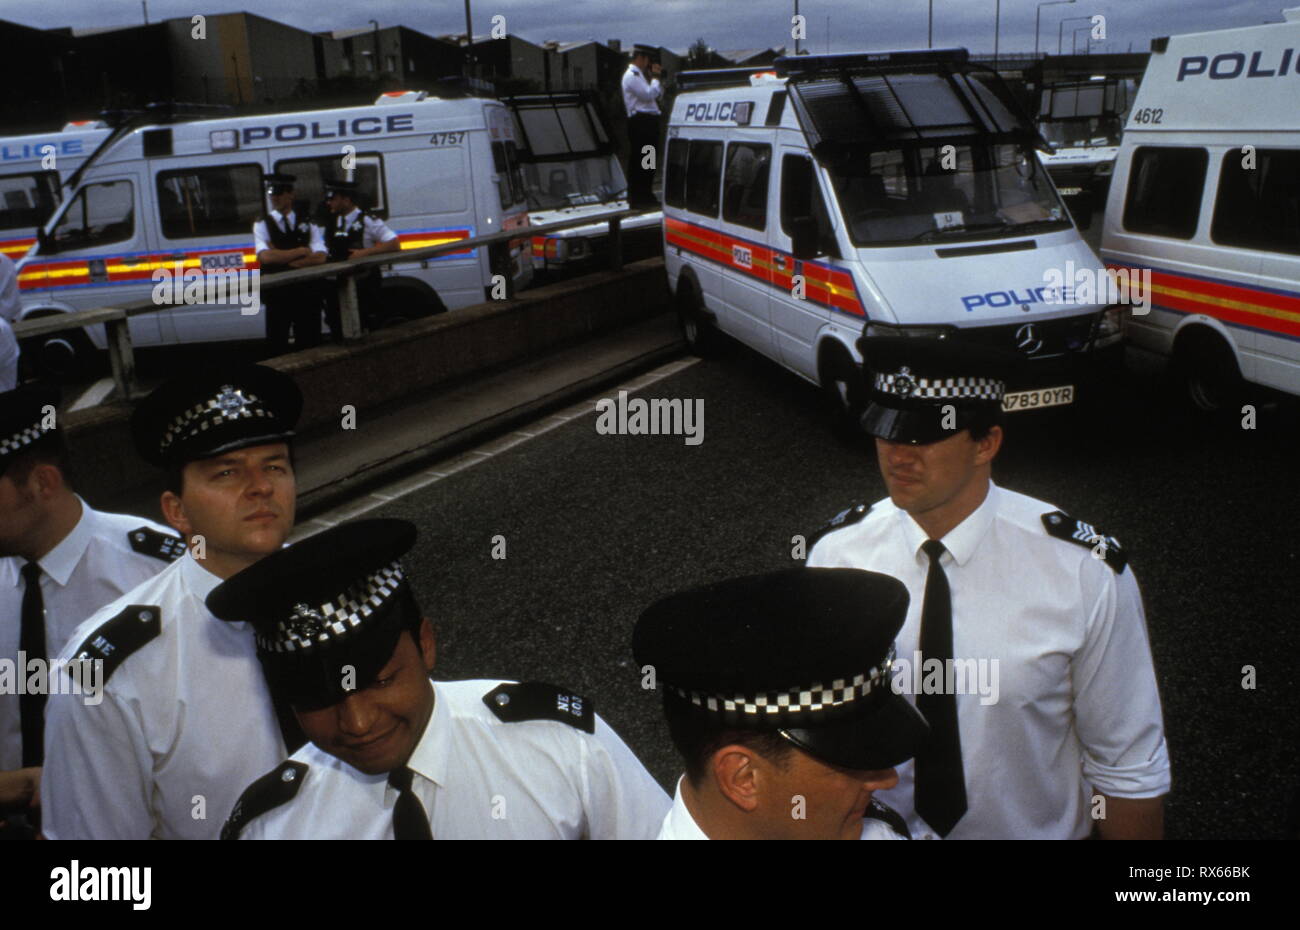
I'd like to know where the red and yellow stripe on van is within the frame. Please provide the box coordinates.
[665,216,864,318]
[1107,262,1300,341]
[396,227,474,258]
[1,236,36,260]
[18,246,259,291]
[532,236,560,260]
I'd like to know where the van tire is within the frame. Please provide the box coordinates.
[19,314,97,379]
[820,344,866,438]
[677,278,719,357]
[371,286,447,329]
[1173,329,1244,414]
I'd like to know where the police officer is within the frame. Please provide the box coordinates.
[807,334,1170,840]
[622,44,663,209]
[40,364,304,839]
[634,567,927,840]
[214,518,670,840]
[253,173,326,355]
[0,385,182,836]
[321,179,399,338]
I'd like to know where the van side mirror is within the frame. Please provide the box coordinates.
[789,215,820,260]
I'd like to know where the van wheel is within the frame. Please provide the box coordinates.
[19,318,96,379]
[1174,330,1244,414]
[371,289,446,329]
[821,346,866,438]
[677,280,719,357]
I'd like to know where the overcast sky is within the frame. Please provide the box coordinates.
[3,0,1292,56]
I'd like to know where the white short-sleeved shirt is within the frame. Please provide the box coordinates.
[252,209,326,259]
[808,481,1171,840]
[0,253,22,383]
[329,208,396,251]
[0,499,181,770]
[656,776,904,840]
[40,552,286,839]
[622,64,662,116]
[232,679,670,840]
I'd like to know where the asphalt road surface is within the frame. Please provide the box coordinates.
[336,332,1300,841]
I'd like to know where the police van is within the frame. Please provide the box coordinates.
[15,91,532,366]
[503,93,662,273]
[1100,10,1300,410]
[663,50,1125,421]
[0,122,111,261]
[1035,77,1134,228]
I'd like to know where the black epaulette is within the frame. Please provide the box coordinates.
[1041,511,1128,574]
[806,502,872,551]
[221,761,309,840]
[127,526,187,563]
[66,604,161,685]
[864,798,911,839]
[483,682,596,734]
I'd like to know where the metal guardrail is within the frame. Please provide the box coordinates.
[13,208,656,399]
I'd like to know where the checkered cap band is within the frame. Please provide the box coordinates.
[158,386,273,456]
[263,561,406,654]
[874,368,1004,402]
[0,419,51,458]
[675,646,896,718]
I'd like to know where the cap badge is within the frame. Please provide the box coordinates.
[288,603,325,639]
[214,385,251,415]
[894,367,916,398]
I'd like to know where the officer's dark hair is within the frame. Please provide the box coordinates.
[162,445,298,497]
[1,431,71,488]
[663,695,794,787]
[965,406,1004,443]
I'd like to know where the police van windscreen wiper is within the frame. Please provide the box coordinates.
[911,219,1011,241]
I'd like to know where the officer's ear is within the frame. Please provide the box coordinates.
[973,424,1003,466]
[712,745,761,813]
[159,489,193,539]
[416,617,437,672]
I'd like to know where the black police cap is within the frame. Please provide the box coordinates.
[207,519,421,710]
[263,172,297,194]
[634,568,929,770]
[632,43,659,60]
[323,178,360,198]
[0,383,61,474]
[129,363,302,468]
[857,334,1020,445]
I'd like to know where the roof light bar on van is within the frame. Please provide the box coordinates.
[374,90,429,104]
[677,67,783,90]
[775,48,969,77]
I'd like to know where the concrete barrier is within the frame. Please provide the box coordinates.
[62,257,670,506]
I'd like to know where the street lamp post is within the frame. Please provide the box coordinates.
[1059,14,1092,55]
[929,0,934,49]
[994,0,1000,68]
[1072,25,1092,55]
[1035,0,1075,57]
[795,0,801,56]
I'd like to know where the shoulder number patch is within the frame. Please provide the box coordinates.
[67,604,162,684]
[128,526,187,563]
[483,682,596,734]
[1041,511,1128,574]
[807,502,872,551]
[221,760,309,840]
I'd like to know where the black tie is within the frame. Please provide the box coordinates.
[19,562,46,767]
[914,539,967,837]
[388,766,432,840]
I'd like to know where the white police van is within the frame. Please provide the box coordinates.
[0,121,111,262]
[503,93,662,273]
[1100,10,1300,410]
[15,91,532,365]
[1035,77,1134,228]
[663,50,1125,422]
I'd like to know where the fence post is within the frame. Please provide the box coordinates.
[609,215,623,271]
[338,273,364,342]
[104,316,139,399]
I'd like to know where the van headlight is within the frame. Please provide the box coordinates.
[569,239,589,259]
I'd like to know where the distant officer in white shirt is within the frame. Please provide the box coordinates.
[808,334,1171,840]
[634,567,928,840]
[40,364,305,839]
[0,253,23,390]
[253,173,326,354]
[622,44,663,209]
[321,178,399,339]
[214,519,670,840]
[0,385,183,835]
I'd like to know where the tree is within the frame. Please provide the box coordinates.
[687,38,712,68]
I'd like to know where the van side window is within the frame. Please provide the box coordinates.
[1211,148,1300,256]
[276,155,386,219]
[664,138,688,208]
[685,140,723,217]
[0,171,59,233]
[780,154,838,257]
[50,179,134,252]
[722,143,771,231]
[157,165,262,240]
[1122,146,1207,240]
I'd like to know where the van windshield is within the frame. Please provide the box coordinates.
[825,141,1070,246]
[521,156,625,210]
